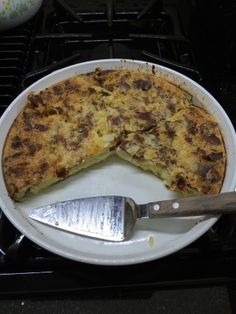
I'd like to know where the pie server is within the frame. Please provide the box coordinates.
[29,192,236,242]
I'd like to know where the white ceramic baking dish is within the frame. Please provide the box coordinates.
[0,59,236,265]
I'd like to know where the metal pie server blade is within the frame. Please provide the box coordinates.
[29,192,236,242]
[29,196,134,242]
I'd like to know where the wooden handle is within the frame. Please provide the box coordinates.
[146,191,236,218]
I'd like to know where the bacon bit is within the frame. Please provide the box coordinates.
[81,127,89,139]
[119,140,131,151]
[159,146,176,157]
[119,82,130,92]
[196,147,207,156]
[133,79,152,91]
[56,167,68,178]
[83,112,94,127]
[165,122,176,139]
[4,152,23,163]
[196,163,213,178]
[88,87,96,94]
[106,84,114,92]
[53,85,63,95]
[185,136,192,143]
[47,108,57,115]
[28,93,43,108]
[197,148,223,162]
[108,116,122,126]
[39,162,49,175]
[28,143,39,156]
[51,134,65,144]
[152,65,155,74]
[201,122,218,130]
[206,167,220,184]
[176,176,187,190]
[8,163,29,176]
[64,80,76,92]
[187,121,198,135]
[133,133,144,144]
[8,167,22,176]
[135,111,153,121]
[68,141,81,151]
[93,68,106,85]
[34,124,49,132]
[206,152,223,161]
[10,152,23,159]
[109,142,118,152]
[22,139,42,156]
[122,115,131,123]
[157,146,176,166]
[133,149,144,159]
[11,136,23,149]
[63,97,71,108]
[109,132,126,151]
[23,112,32,131]
[166,99,176,113]
[202,134,221,145]
[109,144,117,151]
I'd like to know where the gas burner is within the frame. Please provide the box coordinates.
[20,1,200,88]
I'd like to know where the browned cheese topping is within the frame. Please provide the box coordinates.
[2,68,226,201]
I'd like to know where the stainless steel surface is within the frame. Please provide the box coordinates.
[29,196,130,241]
[29,192,236,242]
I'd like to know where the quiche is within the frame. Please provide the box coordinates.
[2,68,226,201]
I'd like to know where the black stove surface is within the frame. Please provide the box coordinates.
[0,0,236,301]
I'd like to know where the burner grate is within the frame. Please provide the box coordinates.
[20,2,201,87]
[0,0,201,100]
[0,27,34,115]
[0,36,28,113]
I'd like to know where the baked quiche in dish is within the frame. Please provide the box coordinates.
[2,68,226,201]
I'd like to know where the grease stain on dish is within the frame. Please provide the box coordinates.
[148,235,156,248]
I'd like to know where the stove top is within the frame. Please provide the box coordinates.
[0,0,236,299]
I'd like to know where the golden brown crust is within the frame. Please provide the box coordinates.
[2,68,226,201]
[117,106,226,195]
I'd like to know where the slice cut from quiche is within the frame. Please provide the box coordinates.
[2,69,226,201]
